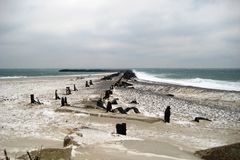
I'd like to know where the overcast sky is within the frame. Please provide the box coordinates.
[0,0,239,68]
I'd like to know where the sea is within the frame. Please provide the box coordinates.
[0,68,240,91]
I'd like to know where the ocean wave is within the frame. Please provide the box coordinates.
[133,70,240,91]
[0,76,28,79]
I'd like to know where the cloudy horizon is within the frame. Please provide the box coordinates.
[0,0,240,68]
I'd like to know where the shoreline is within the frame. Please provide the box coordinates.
[0,73,239,159]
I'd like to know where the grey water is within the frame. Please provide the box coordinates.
[0,69,92,78]
[133,68,240,91]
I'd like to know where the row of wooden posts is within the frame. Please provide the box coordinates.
[30,80,94,106]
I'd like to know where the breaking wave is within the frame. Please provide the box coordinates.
[133,70,240,91]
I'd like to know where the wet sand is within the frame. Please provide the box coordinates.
[0,73,239,159]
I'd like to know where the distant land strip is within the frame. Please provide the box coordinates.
[59,69,127,72]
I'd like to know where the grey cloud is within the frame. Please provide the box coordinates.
[0,0,239,68]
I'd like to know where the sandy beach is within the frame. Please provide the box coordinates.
[0,73,239,159]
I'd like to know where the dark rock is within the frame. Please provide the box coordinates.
[166,94,174,97]
[122,70,136,80]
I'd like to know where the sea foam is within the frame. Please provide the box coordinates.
[133,70,240,91]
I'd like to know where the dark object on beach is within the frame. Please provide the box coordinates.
[73,84,78,91]
[31,94,35,104]
[125,107,140,113]
[103,90,113,99]
[166,94,174,97]
[111,98,118,105]
[112,107,127,114]
[85,81,89,87]
[30,94,43,105]
[27,151,33,160]
[130,100,138,104]
[195,142,240,160]
[89,80,93,85]
[66,87,71,95]
[164,106,171,123]
[116,123,127,135]
[61,97,65,106]
[194,117,212,123]
[106,101,112,112]
[4,149,10,160]
[110,85,114,90]
[96,99,105,109]
[55,90,60,100]
[122,70,136,80]
[61,97,70,106]
[63,135,74,147]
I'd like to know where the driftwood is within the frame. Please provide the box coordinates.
[130,100,138,104]
[116,123,126,135]
[112,107,140,114]
[125,107,140,113]
[194,117,212,123]
[166,94,174,97]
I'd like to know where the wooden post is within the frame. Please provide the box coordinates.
[73,84,78,91]
[89,80,93,85]
[66,87,71,95]
[85,81,89,87]
[64,97,68,106]
[27,151,33,160]
[30,94,35,103]
[4,149,10,160]
[116,123,126,135]
[61,97,65,106]
[106,101,112,112]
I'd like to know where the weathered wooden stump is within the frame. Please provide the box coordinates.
[73,84,78,91]
[116,123,126,135]
[61,97,65,106]
[103,90,113,99]
[106,101,112,112]
[89,80,93,85]
[66,87,71,95]
[30,94,35,103]
[85,81,89,87]
[55,90,60,100]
